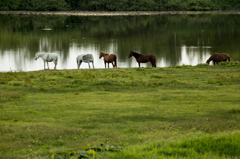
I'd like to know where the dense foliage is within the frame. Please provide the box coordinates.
[0,0,240,11]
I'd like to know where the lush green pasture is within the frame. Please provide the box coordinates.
[0,62,240,158]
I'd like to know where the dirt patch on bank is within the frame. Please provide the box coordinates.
[1,11,240,16]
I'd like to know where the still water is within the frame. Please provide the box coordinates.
[0,13,239,71]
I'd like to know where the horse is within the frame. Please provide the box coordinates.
[35,52,58,70]
[99,51,117,68]
[206,53,230,65]
[76,54,94,69]
[128,51,156,67]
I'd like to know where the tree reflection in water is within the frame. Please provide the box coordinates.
[0,14,239,71]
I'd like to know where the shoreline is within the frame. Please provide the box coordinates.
[1,10,240,16]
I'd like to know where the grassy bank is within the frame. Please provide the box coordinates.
[0,61,240,158]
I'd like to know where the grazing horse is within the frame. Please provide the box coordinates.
[35,52,58,70]
[206,53,230,65]
[128,51,156,67]
[76,54,94,69]
[99,51,117,68]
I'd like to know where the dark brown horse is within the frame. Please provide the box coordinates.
[206,53,230,65]
[128,51,156,67]
[99,51,117,68]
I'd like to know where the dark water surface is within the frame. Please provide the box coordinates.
[0,13,239,71]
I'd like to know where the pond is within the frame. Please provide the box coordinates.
[0,12,240,71]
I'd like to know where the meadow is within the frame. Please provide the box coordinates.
[0,61,240,159]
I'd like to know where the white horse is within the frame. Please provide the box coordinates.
[35,53,58,70]
[76,54,94,69]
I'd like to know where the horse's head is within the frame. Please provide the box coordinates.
[99,51,103,59]
[35,53,39,60]
[206,59,210,64]
[128,51,133,58]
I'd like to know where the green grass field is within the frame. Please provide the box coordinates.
[0,61,240,159]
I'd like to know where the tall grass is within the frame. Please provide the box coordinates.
[104,132,240,159]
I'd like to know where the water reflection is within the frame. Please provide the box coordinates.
[180,46,211,66]
[0,14,239,72]
[0,43,211,71]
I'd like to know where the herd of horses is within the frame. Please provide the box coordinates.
[35,51,231,70]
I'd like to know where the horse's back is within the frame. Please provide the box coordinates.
[108,54,117,61]
[44,53,58,62]
[220,53,230,57]
[110,54,117,58]
[77,54,94,63]
[139,54,156,67]
[83,54,94,62]
[49,53,58,58]
[149,54,156,59]
[217,53,230,61]
[138,54,155,62]
[77,54,84,61]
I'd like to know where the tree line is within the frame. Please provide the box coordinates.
[0,0,240,11]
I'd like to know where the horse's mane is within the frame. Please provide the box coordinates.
[130,51,142,58]
[130,51,141,55]
[37,52,47,57]
[207,53,216,59]
[100,51,109,55]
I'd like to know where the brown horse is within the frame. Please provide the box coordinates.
[206,53,230,65]
[128,51,156,67]
[99,51,117,68]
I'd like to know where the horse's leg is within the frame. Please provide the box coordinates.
[138,62,140,67]
[113,60,117,68]
[151,62,156,67]
[112,62,115,68]
[53,60,56,70]
[152,58,156,67]
[92,62,95,69]
[47,62,49,69]
[78,61,82,69]
[77,60,79,69]
[104,62,106,68]
[88,62,90,69]
[108,63,110,68]
[151,62,154,67]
